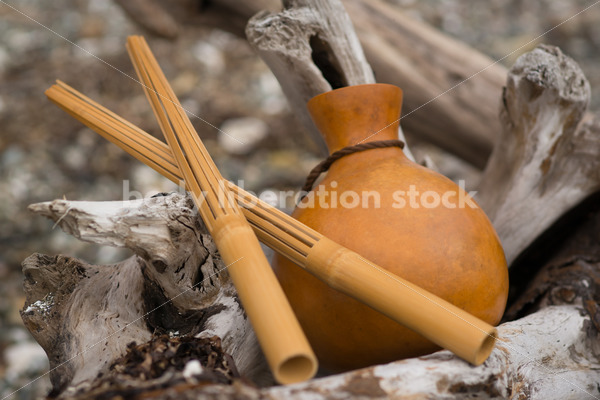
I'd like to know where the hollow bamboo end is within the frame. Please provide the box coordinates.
[275,353,318,385]
[472,328,497,366]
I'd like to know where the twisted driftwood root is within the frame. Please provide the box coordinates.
[23,194,271,394]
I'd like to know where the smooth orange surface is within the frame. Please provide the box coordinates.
[272,84,508,372]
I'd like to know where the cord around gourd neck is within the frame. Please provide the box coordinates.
[299,139,405,198]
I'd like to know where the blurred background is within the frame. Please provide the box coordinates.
[1,0,599,398]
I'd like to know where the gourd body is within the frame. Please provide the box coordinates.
[271,84,509,372]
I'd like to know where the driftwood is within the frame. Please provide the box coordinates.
[23,195,272,394]
[20,0,600,398]
[476,45,598,266]
[245,0,375,154]
[245,0,412,161]
[115,0,504,166]
[24,195,600,399]
[342,0,506,167]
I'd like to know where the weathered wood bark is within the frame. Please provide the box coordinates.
[476,45,599,266]
[22,254,151,394]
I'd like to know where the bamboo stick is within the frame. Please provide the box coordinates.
[46,80,498,366]
[121,36,317,384]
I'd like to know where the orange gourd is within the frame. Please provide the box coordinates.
[272,84,509,372]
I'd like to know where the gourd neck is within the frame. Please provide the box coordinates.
[307,84,404,154]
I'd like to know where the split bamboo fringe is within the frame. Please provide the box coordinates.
[46,78,498,366]
[124,36,316,384]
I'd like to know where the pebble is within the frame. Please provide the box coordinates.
[131,164,179,196]
[0,145,24,167]
[192,41,225,75]
[0,46,8,75]
[172,71,199,97]
[64,144,87,170]
[182,360,203,380]
[218,117,269,155]
[257,72,287,115]
[4,342,49,380]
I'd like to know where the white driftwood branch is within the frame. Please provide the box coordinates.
[246,0,375,107]
[24,195,271,392]
[25,195,600,399]
[246,0,414,160]
[476,45,598,265]
[263,305,600,399]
